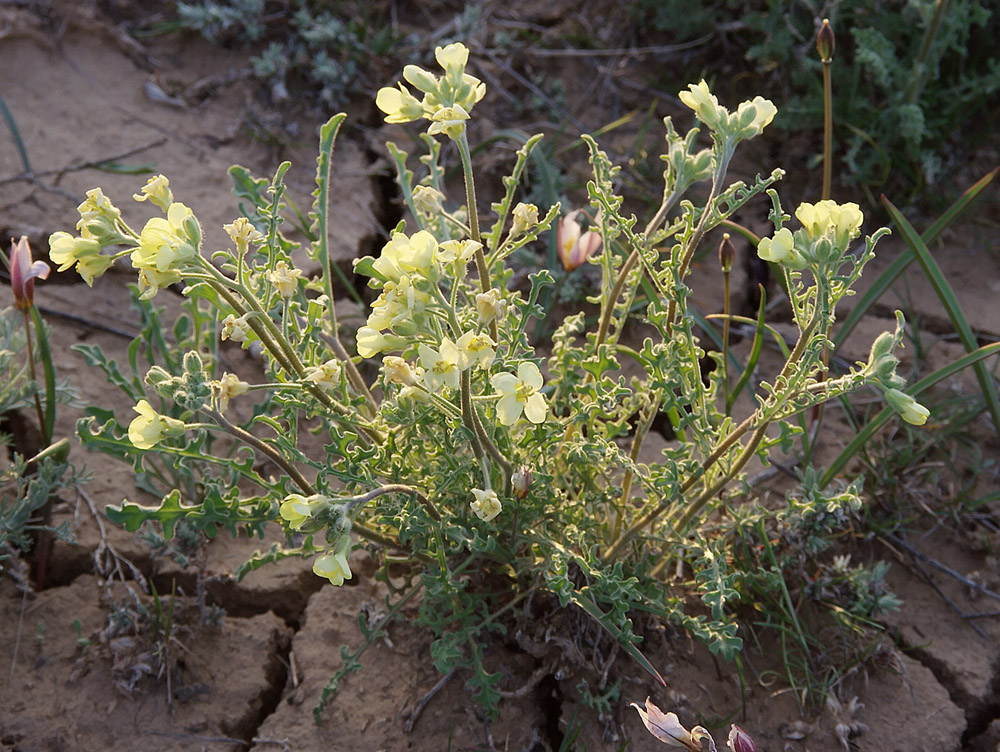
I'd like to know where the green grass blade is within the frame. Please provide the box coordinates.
[882,196,1000,438]
[727,285,767,413]
[570,590,666,687]
[30,306,56,446]
[821,341,1000,487]
[834,167,998,350]
[0,94,31,174]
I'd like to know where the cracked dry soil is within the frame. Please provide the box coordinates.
[2,3,1000,750]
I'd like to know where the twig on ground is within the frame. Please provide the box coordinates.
[498,658,555,699]
[0,138,168,188]
[402,667,457,733]
[885,532,1000,604]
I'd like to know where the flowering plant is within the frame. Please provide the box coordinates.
[52,43,925,722]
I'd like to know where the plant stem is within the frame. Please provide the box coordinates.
[821,58,833,200]
[594,189,682,350]
[20,309,46,445]
[343,483,441,522]
[602,312,819,562]
[457,131,497,343]
[206,408,315,495]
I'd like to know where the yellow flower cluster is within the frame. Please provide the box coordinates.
[679,80,776,141]
[375,43,486,140]
[757,200,865,270]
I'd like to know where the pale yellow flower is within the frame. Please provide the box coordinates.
[76,188,127,244]
[733,95,777,138]
[454,331,495,370]
[510,202,539,237]
[127,399,185,450]
[435,42,469,72]
[372,230,438,282]
[437,239,481,265]
[419,339,462,392]
[132,174,173,211]
[756,227,805,269]
[303,359,343,390]
[412,185,445,214]
[356,326,406,359]
[678,80,724,130]
[131,202,200,276]
[216,373,249,412]
[366,274,428,332]
[269,260,302,298]
[470,488,502,522]
[491,362,547,425]
[313,535,353,585]
[375,83,426,123]
[884,388,930,426]
[279,493,328,531]
[48,230,111,286]
[427,104,470,140]
[795,200,863,247]
[476,288,506,325]
[383,356,420,386]
[224,217,264,254]
[221,314,252,343]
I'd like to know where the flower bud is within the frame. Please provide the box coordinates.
[728,725,757,752]
[816,18,835,63]
[402,64,439,95]
[866,330,899,384]
[511,466,532,499]
[144,365,175,397]
[9,236,50,311]
[718,233,736,273]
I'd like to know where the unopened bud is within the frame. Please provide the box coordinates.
[728,725,757,752]
[718,233,736,273]
[10,236,50,310]
[511,466,532,499]
[816,19,835,63]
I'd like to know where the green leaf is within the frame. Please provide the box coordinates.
[882,195,1000,438]
[834,168,998,349]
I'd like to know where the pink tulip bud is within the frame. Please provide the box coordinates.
[728,725,757,752]
[558,210,602,272]
[9,236,50,310]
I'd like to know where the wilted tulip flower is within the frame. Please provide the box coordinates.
[631,697,716,751]
[558,209,602,272]
[9,236,50,310]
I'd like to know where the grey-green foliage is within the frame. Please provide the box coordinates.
[632,0,1000,198]
[0,308,75,576]
[176,1,395,106]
